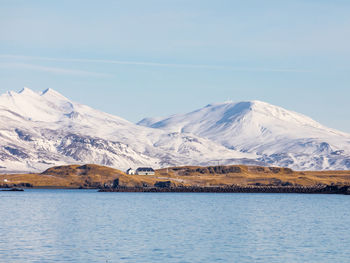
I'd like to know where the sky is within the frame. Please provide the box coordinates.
[0,0,350,131]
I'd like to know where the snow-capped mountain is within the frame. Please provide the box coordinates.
[1,88,349,172]
[138,101,350,170]
[0,88,252,172]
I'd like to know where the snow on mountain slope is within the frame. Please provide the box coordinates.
[0,88,253,173]
[1,88,349,172]
[138,100,350,170]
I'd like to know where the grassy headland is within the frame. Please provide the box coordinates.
[1,164,350,191]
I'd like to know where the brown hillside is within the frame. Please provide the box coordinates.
[0,164,159,188]
[1,164,350,188]
[158,165,350,187]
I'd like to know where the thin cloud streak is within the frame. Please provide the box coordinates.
[0,62,110,77]
[0,54,311,73]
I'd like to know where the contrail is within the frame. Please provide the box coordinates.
[0,54,311,73]
[0,62,110,77]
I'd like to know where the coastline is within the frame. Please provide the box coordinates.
[2,184,350,195]
[2,164,350,194]
[99,185,350,195]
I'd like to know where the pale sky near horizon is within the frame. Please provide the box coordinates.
[0,0,350,131]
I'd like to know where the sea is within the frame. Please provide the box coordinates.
[1,189,350,262]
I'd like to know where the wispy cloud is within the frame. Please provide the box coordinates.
[0,61,110,77]
[0,54,310,73]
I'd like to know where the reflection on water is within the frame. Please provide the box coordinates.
[1,190,350,262]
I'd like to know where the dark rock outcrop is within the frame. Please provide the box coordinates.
[154,181,172,188]
[180,165,242,175]
[1,188,24,191]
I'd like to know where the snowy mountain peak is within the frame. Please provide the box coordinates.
[186,100,324,131]
[0,88,75,122]
[41,88,69,101]
[138,100,350,170]
[4,88,35,98]
[19,87,38,96]
[41,88,53,94]
[2,87,68,101]
[139,99,338,137]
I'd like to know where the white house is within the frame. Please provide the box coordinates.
[136,167,155,175]
[126,168,135,175]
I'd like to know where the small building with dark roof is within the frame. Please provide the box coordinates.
[126,168,135,175]
[136,167,155,175]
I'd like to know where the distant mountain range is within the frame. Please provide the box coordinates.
[0,88,349,172]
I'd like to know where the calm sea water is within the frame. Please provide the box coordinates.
[1,190,350,263]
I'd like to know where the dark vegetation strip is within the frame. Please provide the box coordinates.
[99,185,350,195]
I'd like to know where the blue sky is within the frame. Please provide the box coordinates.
[0,0,350,131]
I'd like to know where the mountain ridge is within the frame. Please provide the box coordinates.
[138,99,350,170]
[0,87,349,172]
[0,88,252,173]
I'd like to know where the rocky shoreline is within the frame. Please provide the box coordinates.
[99,185,350,195]
[0,188,24,191]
